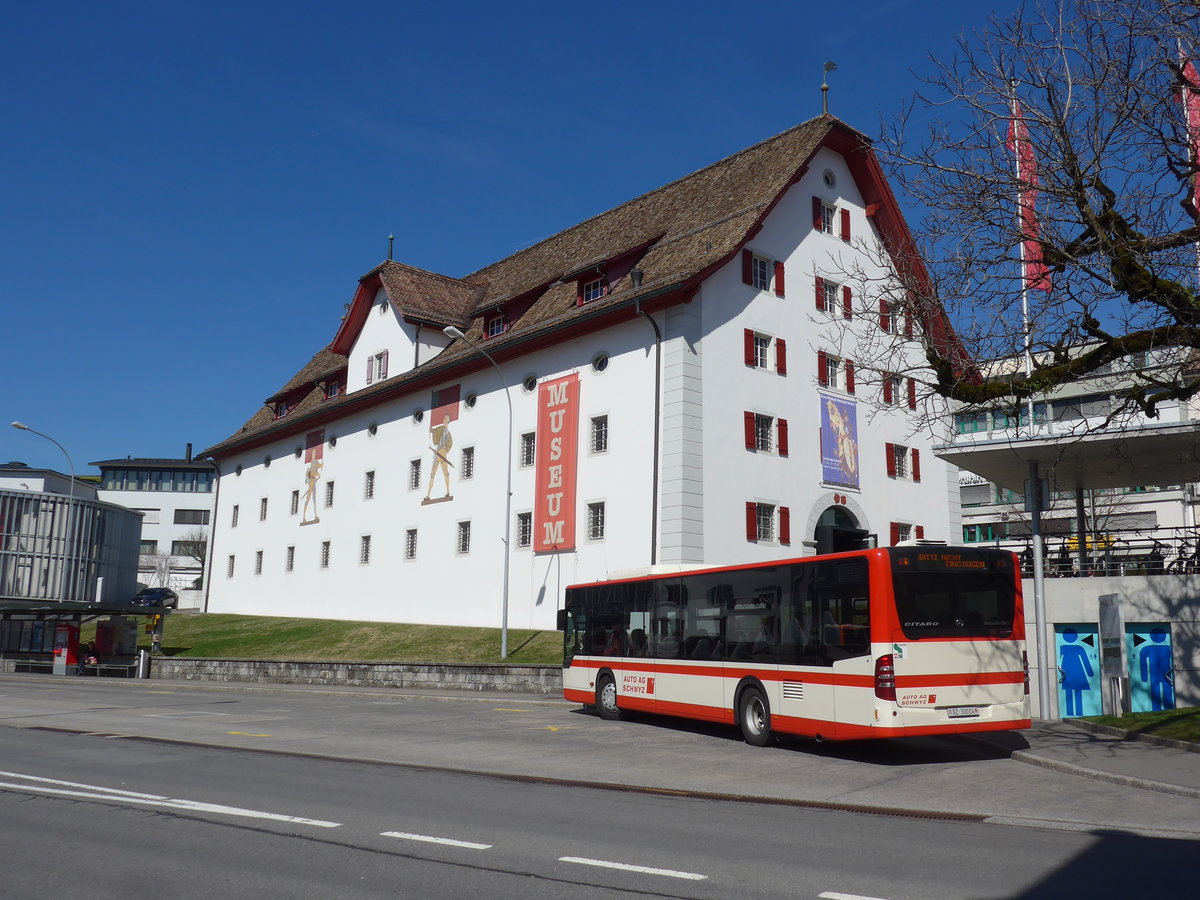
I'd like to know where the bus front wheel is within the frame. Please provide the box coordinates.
[595,674,622,720]
[738,686,772,746]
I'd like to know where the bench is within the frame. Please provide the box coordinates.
[81,658,138,677]
[12,657,55,674]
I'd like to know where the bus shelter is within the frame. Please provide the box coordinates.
[0,600,168,677]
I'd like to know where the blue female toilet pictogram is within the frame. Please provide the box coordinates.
[1055,624,1101,717]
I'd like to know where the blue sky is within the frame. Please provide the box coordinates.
[3,0,1003,475]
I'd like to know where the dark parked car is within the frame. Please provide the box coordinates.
[131,587,178,608]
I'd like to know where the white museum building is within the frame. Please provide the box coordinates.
[202,115,961,630]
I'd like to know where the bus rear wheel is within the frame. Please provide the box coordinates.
[738,686,772,746]
[595,674,622,720]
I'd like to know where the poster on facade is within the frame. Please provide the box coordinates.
[424,385,461,504]
[533,374,580,552]
[301,429,325,525]
[821,396,859,488]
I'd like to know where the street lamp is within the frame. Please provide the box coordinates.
[443,326,514,659]
[11,421,78,602]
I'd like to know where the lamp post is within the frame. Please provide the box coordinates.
[11,421,78,602]
[443,326,514,659]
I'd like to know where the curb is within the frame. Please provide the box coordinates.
[1063,718,1200,754]
[1010,748,1200,800]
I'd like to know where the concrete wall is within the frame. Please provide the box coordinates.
[147,657,562,694]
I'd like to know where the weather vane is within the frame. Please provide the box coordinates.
[822,61,838,115]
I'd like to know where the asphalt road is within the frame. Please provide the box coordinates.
[0,678,1196,899]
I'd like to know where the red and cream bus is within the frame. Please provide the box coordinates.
[559,545,1030,743]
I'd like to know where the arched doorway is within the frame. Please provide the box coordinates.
[814,505,869,553]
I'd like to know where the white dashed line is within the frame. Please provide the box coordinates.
[819,891,893,900]
[381,831,492,850]
[559,856,707,881]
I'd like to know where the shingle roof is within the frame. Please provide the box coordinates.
[205,115,866,457]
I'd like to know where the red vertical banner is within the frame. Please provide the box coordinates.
[1182,54,1200,212]
[1007,100,1051,291]
[533,374,580,552]
[304,429,325,463]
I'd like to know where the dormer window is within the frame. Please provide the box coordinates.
[485,313,507,338]
[324,381,341,400]
[581,276,606,304]
[273,401,290,419]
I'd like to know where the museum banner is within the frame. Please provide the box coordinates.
[533,374,580,552]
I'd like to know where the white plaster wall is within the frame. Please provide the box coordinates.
[208,318,659,629]
[346,288,417,392]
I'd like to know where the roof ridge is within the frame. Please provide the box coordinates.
[362,258,478,287]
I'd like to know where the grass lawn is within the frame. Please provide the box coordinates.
[1085,707,1200,745]
[85,613,564,665]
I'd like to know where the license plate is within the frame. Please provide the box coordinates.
[946,706,980,718]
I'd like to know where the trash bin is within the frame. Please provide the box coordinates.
[136,648,150,679]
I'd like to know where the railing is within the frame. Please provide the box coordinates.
[975,525,1200,578]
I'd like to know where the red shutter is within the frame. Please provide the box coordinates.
[812,196,823,231]
[908,378,917,410]
[886,443,897,478]
[744,411,756,450]
[815,276,825,311]
[840,208,851,241]
[890,522,901,546]
[774,261,786,298]
[379,350,389,379]
[915,525,925,540]
[904,314,914,339]
[744,329,756,367]
[746,502,758,541]
[882,376,893,404]
[912,449,922,482]
[842,285,852,319]
[742,249,753,285]
[366,357,373,385]
[779,506,791,545]
[777,418,789,456]
[846,359,855,394]
[817,350,828,385]
[879,298,891,333]
[775,338,788,375]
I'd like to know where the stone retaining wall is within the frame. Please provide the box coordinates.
[146,657,563,694]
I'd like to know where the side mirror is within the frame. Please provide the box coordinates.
[556,609,568,631]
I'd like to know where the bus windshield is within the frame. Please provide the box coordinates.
[889,548,1017,639]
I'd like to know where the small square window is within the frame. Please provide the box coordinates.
[587,502,606,541]
[896,523,913,543]
[516,512,532,548]
[753,334,770,369]
[290,490,299,516]
[756,503,775,542]
[325,381,340,400]
[582,277,606,303]
[360,535,372,565]
[320,541,331,568]
[485,314,506,338]
[226,555,235,578]
[405,529,417,560]
[255,550,263,575]
[324,481,335,507]
[825,355,842,391]
[751,255,771,291]
[457,521,471,555]
[365,470,376,499]
[286,545,295,572]
[590,416,608,454]
[886,375,903,406]
[893,444,910,479]
[259,497,268,521]
[820,203,836,235]
[231,505,239,528]
[461,447,475,479]
[409,459,421,491]
[822,279,839,315]
[754,414,774,452]
[520,432,536,467]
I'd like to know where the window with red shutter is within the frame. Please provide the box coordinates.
[879,298,891,333]
[845,359,855,394]
[915,525,925,540]
[904,314,914,339]
[366,356,374,385]
[817,350,828,385]
[744,329,755,367]
[885,442,897,478]
[908,378,917,410]
[774,261,786,298]
[842,285,852,320]
[742,249,753,285]
[912,449,921,482]
[814,276,825,311]
[779,506,791,545]
[745,502,758,541]
[882,376,893,405]
[840,208,851,241]
[743,411,756,450]
[812,196,823,232]
[777,418,789,456]
[379,350,388,380]
[775,338,787,375]
[890,522,901,546]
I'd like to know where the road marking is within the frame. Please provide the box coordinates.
[819,892,893,900]
[546,726,559,732]
[559,857,707,881]
[381,831,492,850]
[227,731,272,737]
[146,711,228,718]
[0,770,340,828]
[491,708,529,712]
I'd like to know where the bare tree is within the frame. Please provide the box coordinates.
[174,528,208,571]
[875,0,1200,419]
[148,553,172,588]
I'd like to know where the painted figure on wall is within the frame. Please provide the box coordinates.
[1138,628,1175,711]
[425,415,454,502]
[301,429,324,525]
[1057,627,1094,716]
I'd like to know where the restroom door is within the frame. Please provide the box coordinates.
[1125,623,1175,713]
[1054,624,1101,717]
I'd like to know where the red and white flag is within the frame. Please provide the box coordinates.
[1181,53,1200,212]
[1007,100,1051,291]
